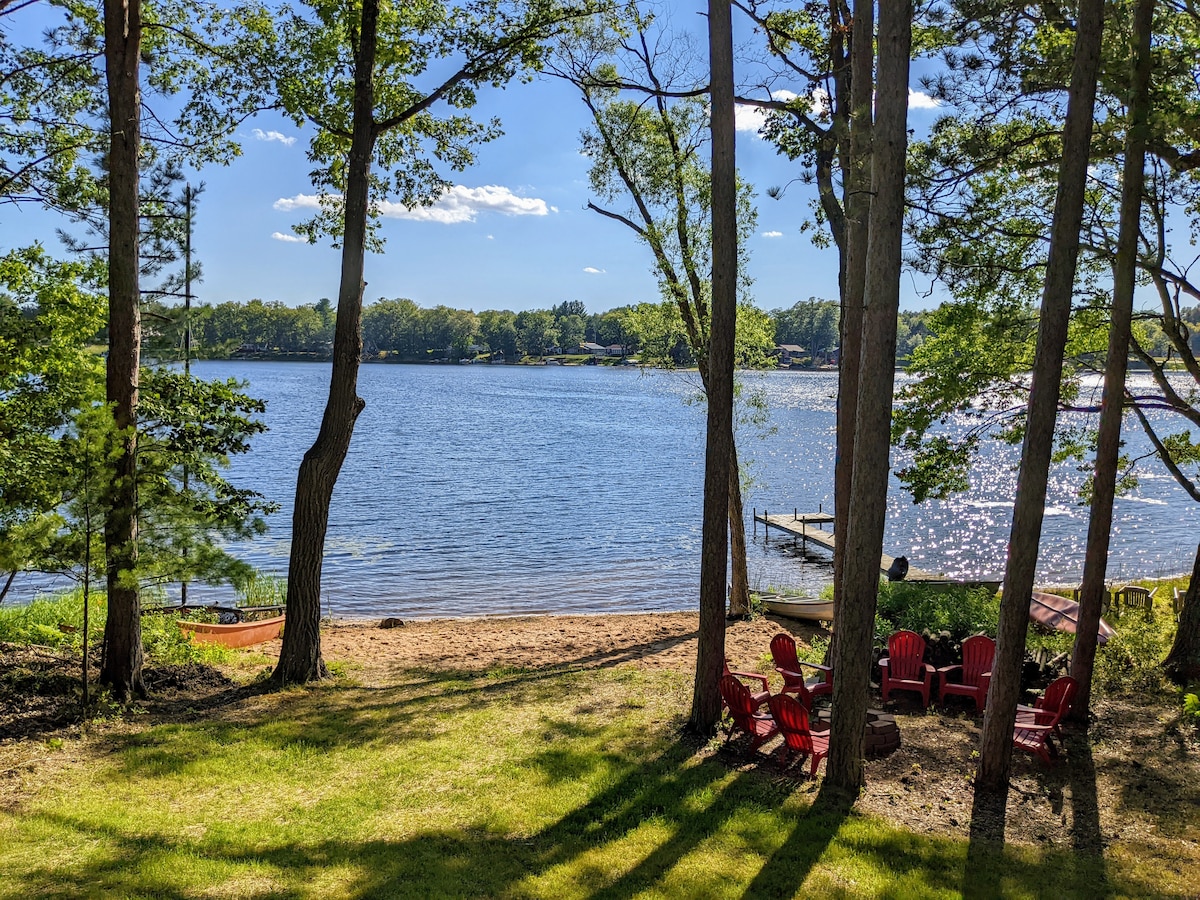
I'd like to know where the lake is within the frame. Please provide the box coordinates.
[15,361,1200,617]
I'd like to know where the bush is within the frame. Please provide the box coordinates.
[0,590,100,651]
[1184,693,1200,725]
[1092,608,1176,697]
[0,589,230,665]
[875,581,1000,641]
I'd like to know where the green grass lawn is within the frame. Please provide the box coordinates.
[0,663,1184,899]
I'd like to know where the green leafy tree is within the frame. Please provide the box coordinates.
[0,246,107,602]
[555,15,761,627]
[515,308,559,357]
[238,0,603,684]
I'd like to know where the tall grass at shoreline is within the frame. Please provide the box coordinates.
[0,588,234,666]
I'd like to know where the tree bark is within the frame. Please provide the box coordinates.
[1163,542,1200,684]
[824,0,909,797]
[727,442,750,617]
[833,0,873,610]
[690,0,736,734]
[1070,0,1154,723]
[100,0,145,702]
[272,0,377,686]
[975,0,1105,795]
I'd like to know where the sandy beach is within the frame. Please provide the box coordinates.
[286,611,827,678]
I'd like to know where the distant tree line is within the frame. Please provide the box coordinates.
[141,295,962,364]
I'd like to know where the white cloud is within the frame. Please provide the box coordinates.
[273,185,553,225]
[253,128,296,146]
[735,87,938,136]
[379,185,552,224]
[271,232,306,243]
[487,234,495,240]
[273,193,324,212]
[583,266,606,274]
[762,230,783,238]
[908,89,941,110]
[736,89,835,135]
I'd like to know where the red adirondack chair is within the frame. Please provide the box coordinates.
[936,635,996,712]
[768,693,830,778]
[769,633,833,708]
[1013,676,1079,764]
[723,658,770,710]
[719,674,779,752]
[879,630,935,707]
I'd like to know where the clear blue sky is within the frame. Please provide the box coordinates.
[1,3,947,316]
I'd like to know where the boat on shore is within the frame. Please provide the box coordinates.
[178,614,285,648]
[758,593,835,622]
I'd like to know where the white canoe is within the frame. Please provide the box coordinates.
[759,594,835,622]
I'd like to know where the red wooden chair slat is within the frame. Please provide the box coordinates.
[769,633,833,709]
[936,635,996,712]
[723,658,770,710]
[719,674,778,752]
[768,693,829,778]
[1013,675,1079,764]
[879,630,935,707]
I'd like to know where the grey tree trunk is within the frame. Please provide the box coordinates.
[1163,542,1200,684]
[824,0,909,797]
[1070,0,1155,723]
[833,0,873,608]
[100,0,145,702]
[273,0,377,685]
[728,443,750,617]
[975,0,1105,794]
[690,0,736,733]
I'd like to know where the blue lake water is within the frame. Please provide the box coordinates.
[15,361,1200,617]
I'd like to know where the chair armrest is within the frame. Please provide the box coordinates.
[730,670,770,690]
[795,660,832,680]
[1013,722,1054,733]
[936,663,964,677]
[921,662,936,676]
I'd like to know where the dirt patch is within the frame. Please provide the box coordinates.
[2,614,1197,857]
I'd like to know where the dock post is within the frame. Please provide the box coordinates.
[794,507,798,521]
[753,508,756,538]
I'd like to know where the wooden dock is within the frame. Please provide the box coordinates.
[754,510,964,585]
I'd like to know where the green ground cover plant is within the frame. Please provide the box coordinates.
[0,591,233,666]
[0,663,1183,899]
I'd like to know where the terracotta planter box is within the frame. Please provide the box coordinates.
[178,615,285,649]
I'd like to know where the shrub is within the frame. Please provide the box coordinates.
[875,581,1000,641]
[1184,693,1200,725]
[1092,608,1175,697]
[0,589,230,665]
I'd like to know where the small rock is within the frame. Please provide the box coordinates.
[379,617,405,629]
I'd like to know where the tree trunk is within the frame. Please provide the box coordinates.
[975,0,1105,795]
[824,0,909,797]
[99,0,145,702]
[833,0,873,610]
[1070,0,1154,723]
[272,0,377,686]
[690,0,736,734]
[1163,542,1200,684]
[727,441,750,617]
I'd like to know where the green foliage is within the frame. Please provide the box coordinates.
[1092,609,1176,698]
[874,581,1000,642]
[1184,693,1200,724]
[0,592,100,651]
[238,0,597,249]
[0,590,229,664]
[237,573,287,607]
[143,611,234,665]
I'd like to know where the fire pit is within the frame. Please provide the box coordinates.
[814,708,901,758]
